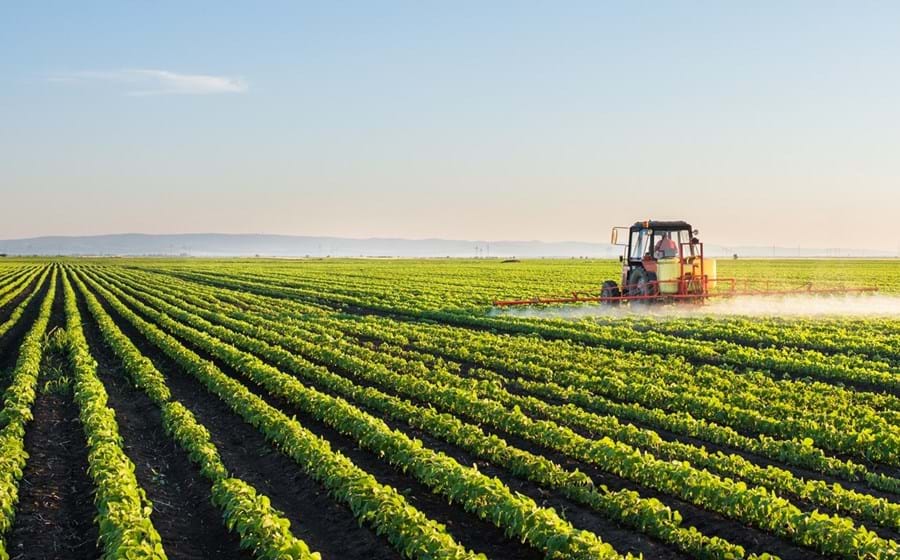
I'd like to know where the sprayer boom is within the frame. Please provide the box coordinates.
[492,283,878,307]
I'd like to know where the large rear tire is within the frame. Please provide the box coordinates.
[600,280,620,304]
[627,268,658,298]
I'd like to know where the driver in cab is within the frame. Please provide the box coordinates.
[654,232,678,259]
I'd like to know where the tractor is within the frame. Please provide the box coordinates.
[602,220,714,302]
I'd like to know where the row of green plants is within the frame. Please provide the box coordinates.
[153,267,900,464]
[82,269,633,560]
[72,270,488,560]
[95,268,899,559]
[116,265,899,493]
[0,267,57,560]
[415,305,900,396]
[59,270,168,559]
[106,267,900,531]
[387,337,900,493]
[0,267,51,343]
[239,297,897,477]
[155,265,900,391]
[0,266,42,306]
[377,314,900,466]
[595,315,900,369]
[69,269,323,559]
[102,268,773,560]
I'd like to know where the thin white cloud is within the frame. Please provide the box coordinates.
[49,69,248,95]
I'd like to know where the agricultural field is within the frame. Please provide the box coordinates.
[0,258,897,560]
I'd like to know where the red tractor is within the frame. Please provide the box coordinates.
[601,220,713,302]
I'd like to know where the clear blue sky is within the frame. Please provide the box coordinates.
[2,1,898,251]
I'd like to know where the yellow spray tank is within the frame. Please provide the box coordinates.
[656,258,681,294]
[687,257,717,293]
[657,257,716,294]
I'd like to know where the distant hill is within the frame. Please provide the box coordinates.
[0,233,894,258]
[0,234,618,258]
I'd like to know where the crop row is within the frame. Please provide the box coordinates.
[93,267,900,559]
[153,266,900,392]
[105,266,900,532]
[59,269,168,559]
[98,268,769,559]
[0,267,51,343]
[0,266,42,307]
[206,265,900,364]
[152,268,900,447]
[80,268,633,560]
[592,316,900,368]
[69,269,322,560]
[71,269,490,560]
[113,266,899,490]
[0,267,57,560]
[136,267,898,472]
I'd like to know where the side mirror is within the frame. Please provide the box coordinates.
[611,229,618,244]
[692,229,700,236]
[618,255,624,263]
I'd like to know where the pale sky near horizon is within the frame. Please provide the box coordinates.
[2,2,899,251]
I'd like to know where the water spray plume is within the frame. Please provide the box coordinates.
[491,294,900,320]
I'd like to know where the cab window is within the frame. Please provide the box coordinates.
[678,230,694,256]
[652,231,679,259]
[629,230,652,260]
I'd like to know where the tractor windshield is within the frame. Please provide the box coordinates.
[653,232,678,259]
[629,230,652,260]
[631,228,693,260]
[650,229,692,259]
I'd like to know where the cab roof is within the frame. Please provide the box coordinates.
[630,220,692,231]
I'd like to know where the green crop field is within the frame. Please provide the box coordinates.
[0,258,897,560]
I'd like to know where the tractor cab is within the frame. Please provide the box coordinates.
[605,220,712,299]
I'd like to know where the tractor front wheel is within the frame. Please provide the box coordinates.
[600,280,621,304]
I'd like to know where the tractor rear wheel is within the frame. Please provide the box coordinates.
[600,280,620,304]
[627,268,659,298]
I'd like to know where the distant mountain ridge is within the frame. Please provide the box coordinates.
[0,233,894,258]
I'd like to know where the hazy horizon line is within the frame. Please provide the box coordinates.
[1,231,896,254]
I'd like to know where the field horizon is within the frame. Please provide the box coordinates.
[2,233,898,258]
